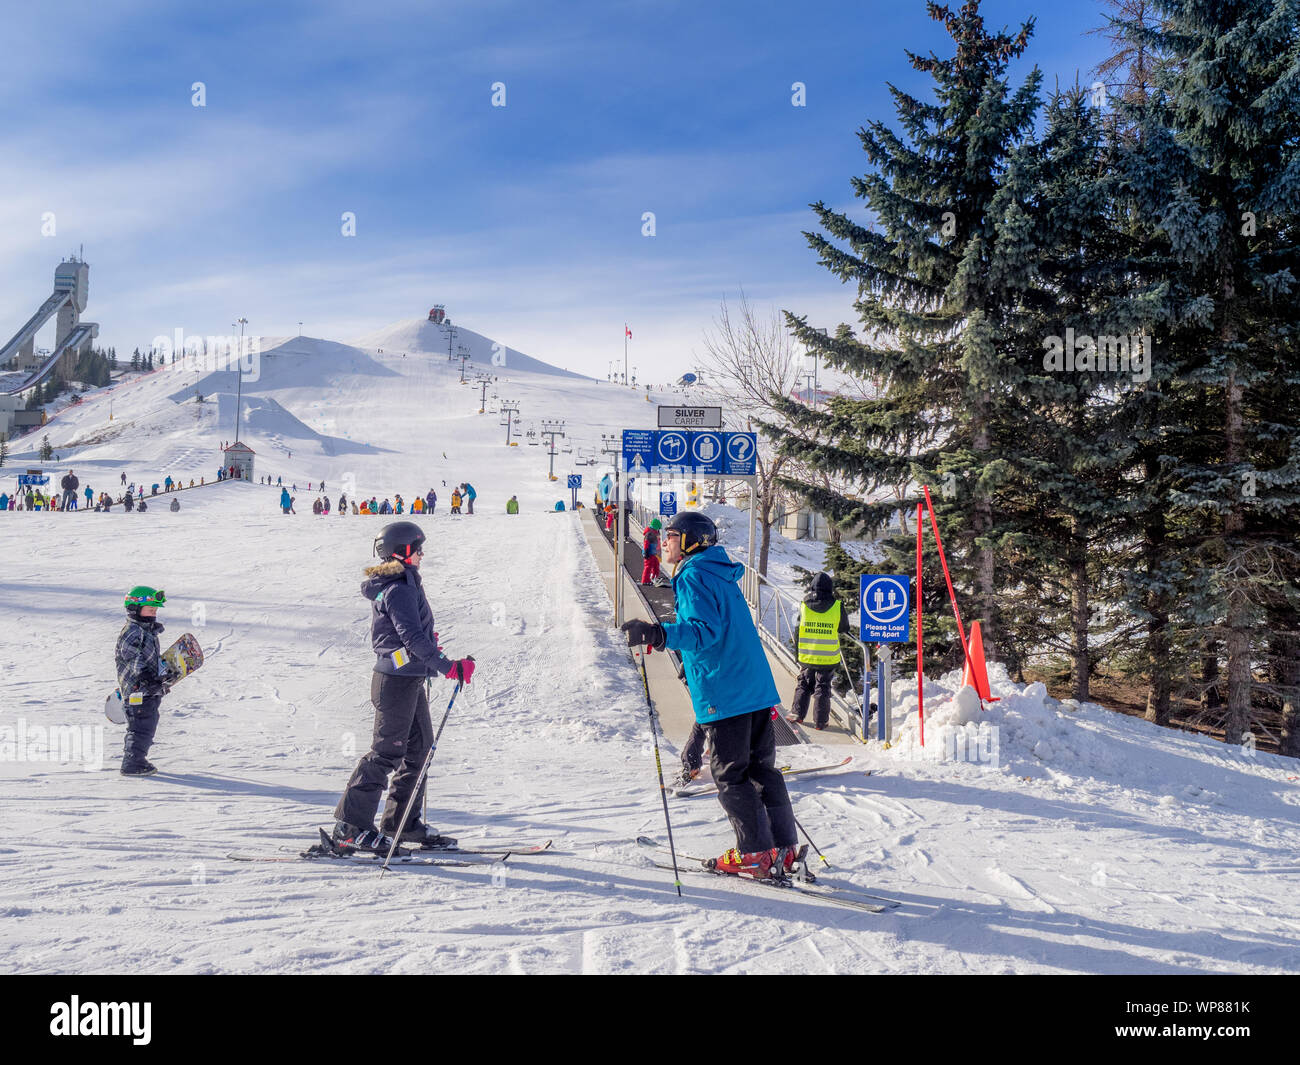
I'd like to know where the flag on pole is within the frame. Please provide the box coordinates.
[625,325,632,339]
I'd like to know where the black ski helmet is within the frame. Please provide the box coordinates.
[665,511,717,555]
[374,521,426,562]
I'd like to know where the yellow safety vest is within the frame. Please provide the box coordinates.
[798,601,842,666]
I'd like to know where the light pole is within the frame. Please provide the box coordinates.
[233,317,248,443]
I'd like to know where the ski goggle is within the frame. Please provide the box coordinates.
[125,591,166,607]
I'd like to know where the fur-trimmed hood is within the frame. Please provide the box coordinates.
[363,560,407,579]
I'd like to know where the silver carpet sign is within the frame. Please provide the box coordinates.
[658,406,721,428]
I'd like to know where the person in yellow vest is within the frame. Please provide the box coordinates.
[787,571,852,730]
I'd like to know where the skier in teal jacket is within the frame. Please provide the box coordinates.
[620,511,798,880]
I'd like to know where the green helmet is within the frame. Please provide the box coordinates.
[649,518,663,530]
[124,586,166,611]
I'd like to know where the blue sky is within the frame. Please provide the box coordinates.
[0,0,1116,381]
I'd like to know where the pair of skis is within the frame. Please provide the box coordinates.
[634,837,897,914]
[228,829,553,866]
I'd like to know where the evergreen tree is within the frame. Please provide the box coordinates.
[1114,0,1300,744]
[767,0,1042,671]
[39,435,52,462]
[0,432,8,467]
[131,348,140,372]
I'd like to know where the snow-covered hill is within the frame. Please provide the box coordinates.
[353,318,590,381]
[1,317,1298,975]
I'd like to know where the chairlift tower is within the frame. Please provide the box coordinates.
[501,400,520,446]
[541,420,566,481]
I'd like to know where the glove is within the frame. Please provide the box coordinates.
[620,619,666,652]
[449,657,475,685]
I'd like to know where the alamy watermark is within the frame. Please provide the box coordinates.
[894,724,1000,768]
[1043,328,1151,383]
[151,328,262,381]
[0,719,104,771]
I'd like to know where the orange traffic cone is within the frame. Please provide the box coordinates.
[961,621,999,702]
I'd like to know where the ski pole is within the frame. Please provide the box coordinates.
[636,648,682,897]
[792,813,831,868]
[423,676,431,829]
[382,678,463,875]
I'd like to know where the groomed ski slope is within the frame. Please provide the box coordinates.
[1,328,1298,974]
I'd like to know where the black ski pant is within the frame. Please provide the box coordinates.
[335,673,432,834]
[123,694,161,767]
[706,707,797,854]
[791,666,835,729]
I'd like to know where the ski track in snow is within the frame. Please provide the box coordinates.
[2,344,1299,974]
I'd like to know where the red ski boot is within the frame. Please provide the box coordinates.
[705,848,775,879]
[772,844,810,879]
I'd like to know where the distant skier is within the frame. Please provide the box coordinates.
[280,487,291,515]
[620,511,800,880]
[640,518,662,584]
[170,498,180,512]
[115,587,170,775]
[787,571,852,730]
[60,471,79,510]
[426,489,437,514]
[450,488,462,514]
[506,495,519,514]
[330,522,476,854]
[462,482,476,515]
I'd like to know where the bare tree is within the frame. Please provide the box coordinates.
[698,292,800,576]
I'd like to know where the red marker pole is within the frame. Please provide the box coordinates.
[916,502,924,747]
[921,485,980,700]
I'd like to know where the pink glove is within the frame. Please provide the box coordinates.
[449,657,475,685]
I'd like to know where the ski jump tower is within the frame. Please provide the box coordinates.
[0,256,99,394]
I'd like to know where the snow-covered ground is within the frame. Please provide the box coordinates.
[2,325,1298,974]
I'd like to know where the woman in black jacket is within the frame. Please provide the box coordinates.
[331,522,476,854]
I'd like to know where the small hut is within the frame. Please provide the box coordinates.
[223,441,255,481]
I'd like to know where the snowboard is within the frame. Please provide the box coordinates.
[105,633,205,723]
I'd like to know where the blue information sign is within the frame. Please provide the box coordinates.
[566,474,582,489]
[859,574,911,643]
[621,430,758,476]
[722,432,757,476]
[622,430,657,474]
[17,475,48,486]
[660,491,677,516]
